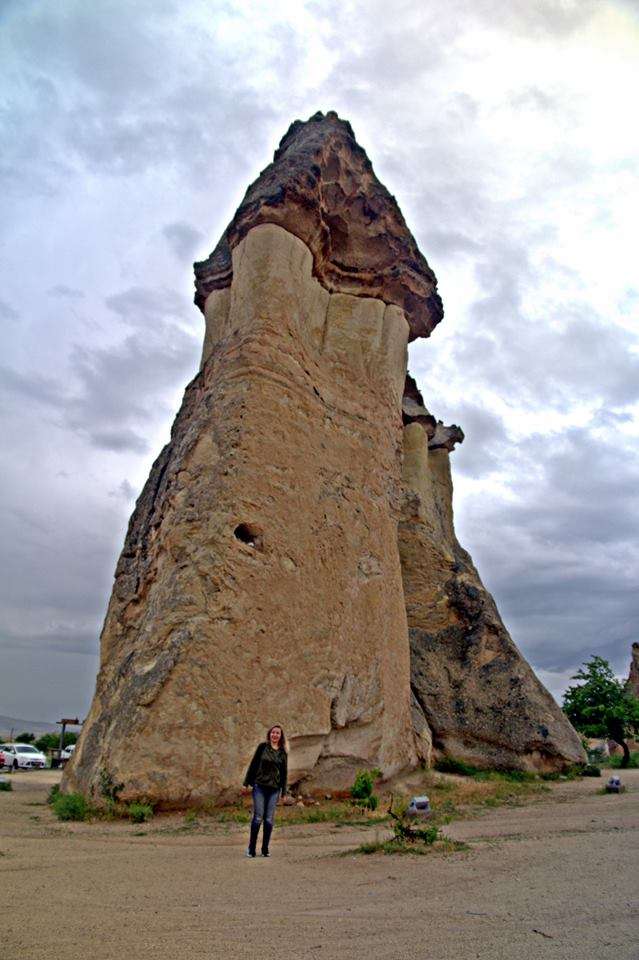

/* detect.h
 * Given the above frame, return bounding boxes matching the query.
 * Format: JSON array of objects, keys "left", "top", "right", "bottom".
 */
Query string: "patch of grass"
[
  {"left": 350, "top": 836, "right": 468, "bottom": 856},
  {"left": 52, "top": 792, "right": 92, "bottom": 821},
  {"left": 608, "top": 752, "right": 639, "bottom": 769},
  {"left": 423, "top": 772, "right": 547, "bottom": 822},
  {"left": 286, "top": 804, "right": 387, "bottom": 825},
  {"left": 183, "top": 809, "right": 198, "bottom": 825},
  {"left": 47, "top": 784, "right": 60, "bottom": 805},
  {"left": 435, "top": 757, "right": 539, "bottom": 783},
  {"left": 545, "top": 764, "right": 583, "bottom": 781},
  {"left": 0, "top": 779, "right": 13, "bottom": 792},
  {"left": 434, "top": 756, "right": 480, "bottom": 777},
  {"left": 212, "top": 808, "right": 251, "bottom": 824},
  {"left": 127, "top": 802, "right": 153, "bottom": 823},
  {"left": 208, "top": 800, "right": 387, "bottom": 827}
]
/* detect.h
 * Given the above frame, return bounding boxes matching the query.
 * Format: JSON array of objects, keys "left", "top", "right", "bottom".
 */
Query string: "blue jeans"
[{"left": 251, "top": 784, "right": 279, "bottom": 827}]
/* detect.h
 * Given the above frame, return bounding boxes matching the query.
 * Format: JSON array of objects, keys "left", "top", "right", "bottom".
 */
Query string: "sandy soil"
[{"left": 1, "top": 769, "right": 638, "bottom": 960}]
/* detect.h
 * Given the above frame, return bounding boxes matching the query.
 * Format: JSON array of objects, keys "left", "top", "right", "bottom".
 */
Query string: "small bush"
[
  {"left": 127, "top": 802, "right": 153, "bottom": 823},
  {"left": 350, "top": 769, "right": 380, "bottom": 810},
  {"left": 47, "top": 783, "right": 61, "bottom": 805},
  {"left": 52, "top": 792, "right": 91, "bottom": 821},
  {"left": 0, "top": 779, "right": 12, "bottom": 792}
]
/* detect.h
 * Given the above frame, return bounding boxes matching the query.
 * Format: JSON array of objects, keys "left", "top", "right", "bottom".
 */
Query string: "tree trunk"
[{"left": 619, "top": 739, "right": 631, "bottom": 768}]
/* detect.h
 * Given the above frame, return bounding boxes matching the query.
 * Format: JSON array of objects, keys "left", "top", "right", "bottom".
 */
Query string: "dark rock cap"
[
  {"left": 403, "top": 373, "right": 464, "bottom": 450},
  {"left": 194, "top": 111, "right": 443, "bottom": 341}
]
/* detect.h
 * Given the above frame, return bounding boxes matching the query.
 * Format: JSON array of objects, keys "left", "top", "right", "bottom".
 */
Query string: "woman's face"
[{"left": 269, "top": 726, "right": 282, "bottom": 747}]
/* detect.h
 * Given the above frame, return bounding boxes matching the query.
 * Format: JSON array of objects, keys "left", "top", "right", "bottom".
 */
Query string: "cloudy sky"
[{"left": 1, "top": 0, "right": 638, "bottom": 723}]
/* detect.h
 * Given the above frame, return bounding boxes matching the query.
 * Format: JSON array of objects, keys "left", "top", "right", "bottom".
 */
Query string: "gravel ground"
[{"left": 1, "top": 768, "right": 638, "bottom": 960}]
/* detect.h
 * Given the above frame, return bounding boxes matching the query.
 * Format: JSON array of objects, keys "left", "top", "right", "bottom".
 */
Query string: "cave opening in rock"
[{"left": 234, "top": 523, "right": 262, "bottom": 548}]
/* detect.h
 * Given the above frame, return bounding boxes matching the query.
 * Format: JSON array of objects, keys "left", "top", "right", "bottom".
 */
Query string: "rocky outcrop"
[
  {"left": 399, "top": 381, "right": 585, "bottom": 772},
  {"left": 64, "top": 111, "right": 584, "bottom": 806},
  {"left": 194, "top": 111, "right": 442, "bottom": 342},
  {"left": 64, "top": 222, "right": 419, "bottom": 806}
]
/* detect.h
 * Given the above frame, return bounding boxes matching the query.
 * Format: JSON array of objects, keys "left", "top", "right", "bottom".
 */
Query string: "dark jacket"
[{"left": 243, "top": 742, "right": 288, "bottom": 795}]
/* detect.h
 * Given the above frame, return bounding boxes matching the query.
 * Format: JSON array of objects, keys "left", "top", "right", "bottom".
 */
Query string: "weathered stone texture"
[
  {"left": 400, "top": 418, "right": 586, "bottom": 772},
  {"left": 64, "top": 224, "right": 418, "bottom": 805},
  {"left": 194, "top": 111, "right": 442, "bottom": 341},
  {"left": 64, "top": 111, "right": 586, "bottom": 805}
]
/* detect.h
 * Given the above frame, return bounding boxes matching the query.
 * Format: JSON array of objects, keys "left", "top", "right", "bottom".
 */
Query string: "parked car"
[
  {"left": 0, "top": 743, "right": 47, "bottom": 770},
  {"left": 60, "top": 744, "right": 76, "bottom": 763},
  {"left": 0, "top": 747, "right": 12, "bottom": 771}
]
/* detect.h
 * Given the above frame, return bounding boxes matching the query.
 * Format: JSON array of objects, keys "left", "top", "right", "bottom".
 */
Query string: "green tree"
[
  {"left": 16, "top": 731, "right": 35, "bottom": 744},
  {"left": 34, "top": 732, "right": 78, "bottom": 753},
  {"left": 563, "top": 656, "right": 639, "bottom": 768}
]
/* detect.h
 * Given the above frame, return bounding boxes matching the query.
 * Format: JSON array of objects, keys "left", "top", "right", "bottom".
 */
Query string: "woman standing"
[{"left": 242, "top": 724, "right": 288, "bottom": 858}]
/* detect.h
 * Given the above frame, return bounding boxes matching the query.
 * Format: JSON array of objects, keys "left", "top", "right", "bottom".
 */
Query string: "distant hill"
[{"left": 0, "top": 715, "right": 64, "bottom": 738}]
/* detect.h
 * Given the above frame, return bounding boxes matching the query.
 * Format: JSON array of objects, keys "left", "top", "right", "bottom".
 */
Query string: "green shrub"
[
  {"left": 350, "top": 769, "right": 380, "bottom": 810},
  {"left": 52, "top": 792, "right": 91, "bottom": 821},
  {"left": 433, "top": 756, "right": 479, "bottom": 777},
  {"left": 0, "top": 779, "right": 12, "bottom": 792},
  {"left": 47, "top": 784, "right": 61, "bottom": 805},
  {"left": 127, "top": 802, "right": 153, "bottom": 823}
]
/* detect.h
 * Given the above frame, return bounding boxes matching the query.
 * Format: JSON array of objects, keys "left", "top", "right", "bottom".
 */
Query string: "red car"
[{"left": 0, "top": 748, "right": 12, "bottom": 771}]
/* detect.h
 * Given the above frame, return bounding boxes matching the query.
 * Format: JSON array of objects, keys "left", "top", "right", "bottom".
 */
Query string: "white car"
[
  {"left": 60, "top": 744, "right": 76, "bottom": 762},
  {"left": 1, "top": 743, "right": 47, "bottom": 770}
]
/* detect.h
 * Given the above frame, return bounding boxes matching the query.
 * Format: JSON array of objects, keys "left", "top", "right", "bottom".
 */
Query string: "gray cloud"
[
  {"left": 448, "top": 404, "right": 509, "bottom": 478},
  {"left": 48, "top": 284, "right": 85, "bottom": 300},
  {"left": 453, "top": 426, "right": 639, "bottom": 678},
  {"left": 162, "top": 221, "right": 205, "bottom": 261},
  {"left": 0, "top": 298, "right": 20, "bottom": 321},
  {"left": 1, "top": 0, "right": 636, "bottom": 723}
]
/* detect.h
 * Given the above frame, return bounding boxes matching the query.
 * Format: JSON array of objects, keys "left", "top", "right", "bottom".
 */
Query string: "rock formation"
[
  {"left": 400, "top": 379, "right": 585, "bottom": 772},
  {"left": 64, "top": 111, "right": 584, "bottom": 807}
]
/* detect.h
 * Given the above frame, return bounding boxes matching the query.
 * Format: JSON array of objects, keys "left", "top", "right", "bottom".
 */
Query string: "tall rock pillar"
[{"left": 64, "top": 112, "right": 444, "bottom": 805}]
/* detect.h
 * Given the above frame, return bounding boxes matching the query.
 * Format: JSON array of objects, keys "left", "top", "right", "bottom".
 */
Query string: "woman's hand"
[{"left": 240, "top": 785, "right": 251, "bottom": 797}]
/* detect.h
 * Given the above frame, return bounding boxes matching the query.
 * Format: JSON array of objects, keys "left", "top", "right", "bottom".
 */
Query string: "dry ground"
[{"left": 1, "top": 768, "right": 638, "bottom": 960}]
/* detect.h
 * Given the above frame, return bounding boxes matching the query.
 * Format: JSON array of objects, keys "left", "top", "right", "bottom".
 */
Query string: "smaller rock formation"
[{"left": 399, "top": 377, "right": 586, "bottom": 772}]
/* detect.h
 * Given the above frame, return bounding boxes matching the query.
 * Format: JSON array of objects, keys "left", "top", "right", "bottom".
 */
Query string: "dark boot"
[
  {"left": 261, "top": 821, "right": 273, "bottom": 857},
  {"left": 247, "top": 820, "right": 260, "bottom": 857}
]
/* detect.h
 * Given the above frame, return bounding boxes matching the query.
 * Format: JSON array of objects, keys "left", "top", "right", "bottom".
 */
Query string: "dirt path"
[{"left": 1, "top": 769, "right": 638, "bottom": 960}]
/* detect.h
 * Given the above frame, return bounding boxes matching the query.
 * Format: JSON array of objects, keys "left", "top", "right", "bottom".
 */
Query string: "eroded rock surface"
[
  {"left": 65, "top": 111, "right": 584, "bottom": 806},
  {"left": 64, "top": 224, "right": 418, "bottom": 806},
  {"left": 399, "top": 384, "right": 586, "bottom": 772},
  {"left": 194, "top": 111, "right": 442, "bottom": 341}
]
